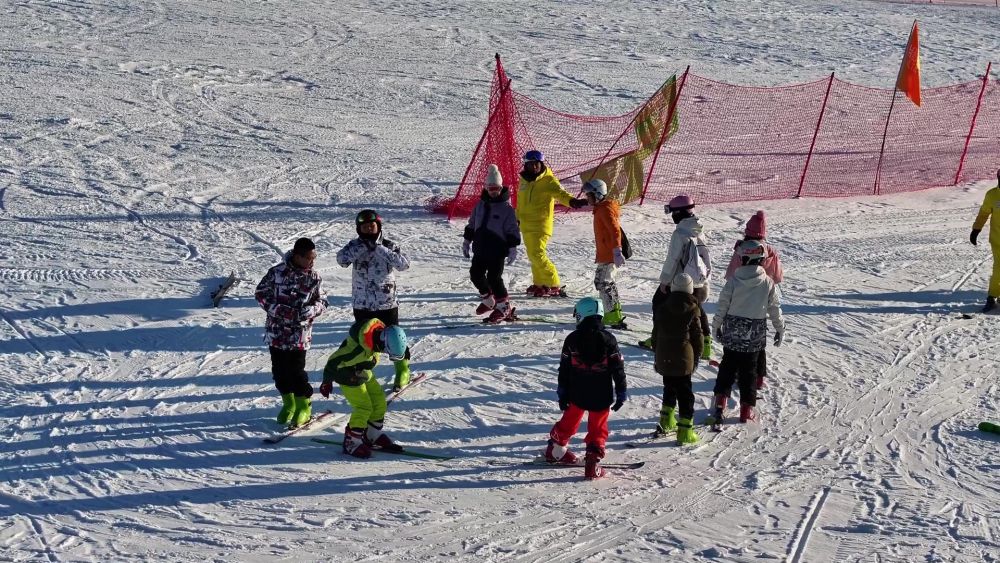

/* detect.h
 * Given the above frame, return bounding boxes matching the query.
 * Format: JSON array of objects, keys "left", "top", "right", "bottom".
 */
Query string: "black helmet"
[{"left": 356, "top": 209, "right": 382, "bottom": 238}]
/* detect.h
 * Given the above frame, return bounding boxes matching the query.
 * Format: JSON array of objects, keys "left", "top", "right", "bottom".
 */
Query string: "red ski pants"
[{"left": 549, "top": 404, "right": 609, "bottom": 449}]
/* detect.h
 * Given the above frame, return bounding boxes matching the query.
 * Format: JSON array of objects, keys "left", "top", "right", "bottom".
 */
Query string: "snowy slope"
[{"left": 1, "top": 0, "right": 998, "bottom": 561}]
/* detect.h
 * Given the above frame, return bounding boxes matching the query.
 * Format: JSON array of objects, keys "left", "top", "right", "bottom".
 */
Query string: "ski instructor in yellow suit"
[
  {"left": 970, "top": 168, "right": 1000, "bottom": 313},
  {"left": 516, "top": 150, "right": 588, "bottom": 298}
]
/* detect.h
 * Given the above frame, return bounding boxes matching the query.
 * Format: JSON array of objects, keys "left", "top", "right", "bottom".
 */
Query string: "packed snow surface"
[{"left": 1, "top": 0, "right": 998, "bottom": 561}]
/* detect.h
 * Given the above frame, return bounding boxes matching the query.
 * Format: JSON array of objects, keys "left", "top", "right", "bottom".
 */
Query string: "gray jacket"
[
  {"left": 336, "top": 235, "right": 410, "bottom": 311},
  {"left": 712, "top": 265, "right": 784, "bottom": 352},
  {"left": 464, "top": 188, "right": 520, "bottom": 259}
]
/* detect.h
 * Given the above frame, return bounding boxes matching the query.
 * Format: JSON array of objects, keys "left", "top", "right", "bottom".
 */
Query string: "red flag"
[{"left": 896, "top": 21, "right": 921, "bottom": 107}]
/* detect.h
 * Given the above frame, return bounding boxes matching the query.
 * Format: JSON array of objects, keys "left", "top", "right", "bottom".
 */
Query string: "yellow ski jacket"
[
  {"left": 515, "top": 167, "right": 574, "bottom": 235},
  {"left": 973, "top": 186, "right": 1000, "bottom": 245}
]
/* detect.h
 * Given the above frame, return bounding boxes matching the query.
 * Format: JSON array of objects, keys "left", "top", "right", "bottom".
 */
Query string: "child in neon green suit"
[{"left": 319, "top": 318, "right": 408, "bottom": 458}]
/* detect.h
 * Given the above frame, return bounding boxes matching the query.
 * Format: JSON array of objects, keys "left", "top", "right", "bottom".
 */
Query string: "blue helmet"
[
  {"left": 573, "top": 297, "right": 604, "bottom": 324},
  {"left": 380, "top": 325, "right": 408, "bottom": 361},
  {"left": 523, "top": 150, "right": 544, "bottom": 163}
]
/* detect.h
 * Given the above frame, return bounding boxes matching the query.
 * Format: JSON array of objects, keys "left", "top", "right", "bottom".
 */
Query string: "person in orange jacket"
[
  {"left": 516, "top": 150, "right": 588, "bottom": 298},
  {"left": 970, "top": 169, "right": 1000, "bottom": 312},
  {"left": 581, "top": 179, "right": 627, "bottom": 328}
]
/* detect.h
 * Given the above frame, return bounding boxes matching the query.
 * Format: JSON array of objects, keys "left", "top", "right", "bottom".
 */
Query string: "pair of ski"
[
  {"left": 440, "top": 315, "right": 567, "bottom": 330},
  {"left": 518, "top": 457, "right": 644, "bottom": 470},
  {"left": 262, "top": 372, "right": 430, "bottom": 444}
]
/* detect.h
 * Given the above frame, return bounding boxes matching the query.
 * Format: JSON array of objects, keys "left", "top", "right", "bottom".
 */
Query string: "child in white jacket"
[{"left": 709, "top": 239, "right": 784, "bottom": 425}]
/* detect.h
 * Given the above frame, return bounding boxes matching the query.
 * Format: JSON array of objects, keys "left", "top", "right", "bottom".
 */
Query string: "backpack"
[
  {"left": 680, "top": 238, "right": 709, "bottom": 285},
  {"left": 620, "top": 227, "right": 633, "bottom": 259}
]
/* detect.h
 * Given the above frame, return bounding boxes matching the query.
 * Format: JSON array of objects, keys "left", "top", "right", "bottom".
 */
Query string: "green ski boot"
[
  {"left": 656, "top": 406, "right": 677, "bottom": 434},
  {"left": 276, "top": 393, "right": 297, "bottom": 425},
  {"left": 702, "top": 334, "right": 713, "bottom": 360},
  {"left": 602, "top": 305, "right": 627, "bottom": 329},
  {"left": 638, "top": 335, "right": 654, "bottom": 350},
  {"left": 291, "top": 396, "right": 312, "bottom": 427},
  {"left": 393, "top": 359, "right": 411, "bottom": 392},
  {"left": 677, "top": 417, "right": 700, "bottom": 445}
]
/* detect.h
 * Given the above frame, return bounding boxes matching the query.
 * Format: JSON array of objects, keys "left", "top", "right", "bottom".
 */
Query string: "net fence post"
[
  {"left": 954, "top": 61, "right": 992, "bottom": 186},
  {"left": 873, "top": 88, "right": 899, "bottom": 196},
  {"left": 798, "top": 72, "right": 835, "bottom": 198},
  {"left": 640, "top": 66, "right": 690, "bottom": 206}
]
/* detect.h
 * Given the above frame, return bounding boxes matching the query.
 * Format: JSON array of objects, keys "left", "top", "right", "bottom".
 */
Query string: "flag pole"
[{"left": 873, "top": 87, "right": 898, "bottom": 196}]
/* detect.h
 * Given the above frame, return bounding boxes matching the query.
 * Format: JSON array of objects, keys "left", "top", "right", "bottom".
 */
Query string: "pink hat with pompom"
[{"left": 745, "top": 210, "right": 767, "bottom": 238}]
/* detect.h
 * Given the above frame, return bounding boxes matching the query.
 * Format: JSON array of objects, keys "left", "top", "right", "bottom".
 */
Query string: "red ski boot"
[
  {"left": 366, "top": 420, "right": 404, "bottom": 452},
  {"left": 485, "top": 299, "right": 515, "bottom": 324},
  {"left": 544, "top": 439, "right": 578, "bottom": 464},
  {"left": 584, "top": 444, "right": 606, "bottom": 480},
  {"left": 475, "top": 293, "right": 495, "bottom": 315},
  {"left": 343, "top": 426, "right": 372, "bottom": 459},
  {"left": 739, "top": 404, "right": 756, "bottom": 423}
]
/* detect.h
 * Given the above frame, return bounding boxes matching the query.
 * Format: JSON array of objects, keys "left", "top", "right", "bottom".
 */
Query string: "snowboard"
[{"left": 211, "top": 271, "right": 240, "bottom": 307}]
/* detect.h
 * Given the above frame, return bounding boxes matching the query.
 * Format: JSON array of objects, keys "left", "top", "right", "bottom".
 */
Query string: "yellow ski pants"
[
  {"left": 339, "top": 371, "right": 387, "bottom": 429},
  {"left": 991, "top": 243, "right": 1000, "bottom": 297},
  {"left": 522, "top": 231, "right": 561, "bottom": 287}
]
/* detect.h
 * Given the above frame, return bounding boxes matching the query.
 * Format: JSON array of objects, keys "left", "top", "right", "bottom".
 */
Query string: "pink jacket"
[{"left": 724, "top": 240, "right": 783, "bottom": 283}]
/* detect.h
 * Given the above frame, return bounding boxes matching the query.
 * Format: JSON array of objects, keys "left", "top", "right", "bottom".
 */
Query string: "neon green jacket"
[
  {"left": 515, "top": 167, "right": 574, "bottom": 235},
  {"left": 322, "top": 318, "right": 383, "bottom": 386},
  {"left": 973, "top": 186, "right": 1000, "bottom": 245}
]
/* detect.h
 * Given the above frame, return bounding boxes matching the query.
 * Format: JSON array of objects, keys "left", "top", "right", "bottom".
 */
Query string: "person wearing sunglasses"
[
  {"left": 516, "top": 150, "right": 589, "bottom": 298},
  {"left": 336, "top": 209, "right": 413, "bottom": 391}
]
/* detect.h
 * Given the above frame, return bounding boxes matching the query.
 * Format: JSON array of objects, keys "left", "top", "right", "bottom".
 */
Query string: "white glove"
[{"left": 612, "top": 247, "right": 625, "bottom": 267}]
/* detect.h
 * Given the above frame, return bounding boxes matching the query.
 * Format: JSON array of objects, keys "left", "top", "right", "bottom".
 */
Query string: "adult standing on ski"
[
  {"left": 319, "top": 319, "right": 408, "bottom": 459},
  {"left": 337, "top": 210, "right": 413, "bottom": 391},
  {"left": 639, "top": 195, "right": 712, "bottom": 358},
  {"left": 710, "top": 240, "right": 784, "bottom": 426},
  {"left": 255, "top": 237, "right": 329, "bottom": 427},
  {"left": 724, "top": 210, "right": 783, "bottom": 390},
  {"left": 544, "top": 297, "right": 627, "bottom": 480},
  {"left": 970, "top": 169, "right": 1000, "bottom": 312},
  {"left": 582, "top": 178, "right": 627, "bottom": 328},
  {"left": 463, "top": 164, "right": 521, "bottom": 323},
  {"left": 516, "top": 150, "right": 588, "bottom": 298},
  {"left": 651, "top": 273, "right": 703, "bottom": 445}
]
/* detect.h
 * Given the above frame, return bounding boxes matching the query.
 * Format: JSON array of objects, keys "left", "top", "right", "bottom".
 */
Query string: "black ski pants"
[
  {"left": 662, "top": 374, "right": 695, "bottom": 421},
  {"left": 269, "top": 347, "right": 313, "bottom": 397},
  {"left": 470, "top": 252, "right": 508, "bottom": 300},
  {"left": 714, "top": 348, "right": 760, "bottom": 407}
]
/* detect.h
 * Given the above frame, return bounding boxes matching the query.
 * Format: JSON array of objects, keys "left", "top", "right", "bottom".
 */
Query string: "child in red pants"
[{"left": 545, "top": 297, "right": 628, "bottom": 479}]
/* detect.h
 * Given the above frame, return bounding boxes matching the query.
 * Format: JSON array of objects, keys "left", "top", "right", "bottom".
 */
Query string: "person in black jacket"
[
  {"left": 463, "top": 164, "right": 521, "bottom": 323},
  {"left": 544, "top": 297, "right": 628, "bottom": 480}
]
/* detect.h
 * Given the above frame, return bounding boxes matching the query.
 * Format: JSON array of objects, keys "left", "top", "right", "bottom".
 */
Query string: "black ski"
[{"left": 311, "top": 438, "right": 453, "bottom": 460}]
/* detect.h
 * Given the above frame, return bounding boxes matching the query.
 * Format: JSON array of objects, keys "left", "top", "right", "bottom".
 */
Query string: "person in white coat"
[
  {"left": 709, "top": 239, "right": 784, "bottom": 424},
  {"left": 640, "top": 194, "right": 713, "bottom": 358}
]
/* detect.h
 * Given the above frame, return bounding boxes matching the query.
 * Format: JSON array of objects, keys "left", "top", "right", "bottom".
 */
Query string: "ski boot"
[
  {"left": 276, "top": 393, "right": 296, "bottom": 425},
  {"left": 525, "top": 284, "right": 540, "bottom": 296},
  {"left": 739, "top": 404, "right": 756, "bottom": 423},
  {"left": 529, "top": 285, "right": 548, "bottom": 298},
  {"left": 677, "top": 417, "right": 700, "bottom": 445},
  {"left": 549, "top": 286, "right": 568, "bottom": 298},
  {"left": 656, "top": 406, "right": 677, "bottom": 435},
  {"left": 704, "top": 394, "right": 727, "bottom": 426},
  {"left": 343, "top": 426, "right": 372, "bottom": 459},
  {"left": 983, "top": 296, "right": 997, "bottom": 313},
  {"left": 485, "top": 298, "right": 514, "bottom": 324},
  {"left": 602, "top": 304, "right": 627, "bottom": 330},
  {"left": 637, "top": 336, "right": 654, "bottom": 350},
  {"left": 584, "top": 444, "right": 606, "bottom": 480},
  {"left": 476, "top": 293, "right": 496, "bottom": 315},
  {"left": 392, "top": 359, "right": 411, "bottom": 392},
  {"left": 544, "top": 438, "right": 578, "bottom": 464},
  {"left": 702, "top": 334, "right": 713, "bottom": 360},
  {"left": 291, "top": 396, "right": 312, "bottom": 427},
  {"left": 365, "top": 419, "right": 403, "bottom": 452}
]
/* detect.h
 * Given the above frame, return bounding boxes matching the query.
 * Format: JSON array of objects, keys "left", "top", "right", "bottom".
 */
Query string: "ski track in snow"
[{"left": 1, "top": 0, "right": 999, "bottom": 560}]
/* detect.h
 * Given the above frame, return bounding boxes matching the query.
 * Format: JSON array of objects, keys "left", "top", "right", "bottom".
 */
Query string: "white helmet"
[
  {"left": 738, "top": 239, "right": 767, "bottom": 265},
  {"left": 581, "top": 179, "right": 608, "bottom": 201}
]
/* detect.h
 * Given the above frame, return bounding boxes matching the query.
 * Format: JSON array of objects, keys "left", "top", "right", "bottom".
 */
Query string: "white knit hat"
[
  {"left": 672, "top": 273, "right": 694, "bottom": 294},
  {"left": 486, "top": 164, "right": 503, "bottom": 187}
]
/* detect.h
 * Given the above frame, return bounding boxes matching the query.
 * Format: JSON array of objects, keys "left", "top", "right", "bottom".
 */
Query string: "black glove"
[
  {"left": 382, "top": 238, "right": 399, "bottom": 252},
  {"left": 319, "top": 381, "right": 333, "bottom": 398},
  {"left": 971, "top": 229, "right": 981, "bottom": 246},
  {"left": 557, "top": 386, "right": 568, "bottom": 411},
  {"left": 715, "top": 327, "right": 723, "bottom": 341},
  {"left": 611, "top": 389, "right": 627, "bottom": 412},
  {"left": 568, "top": 198, "right": 588, "bottom": 209}
]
